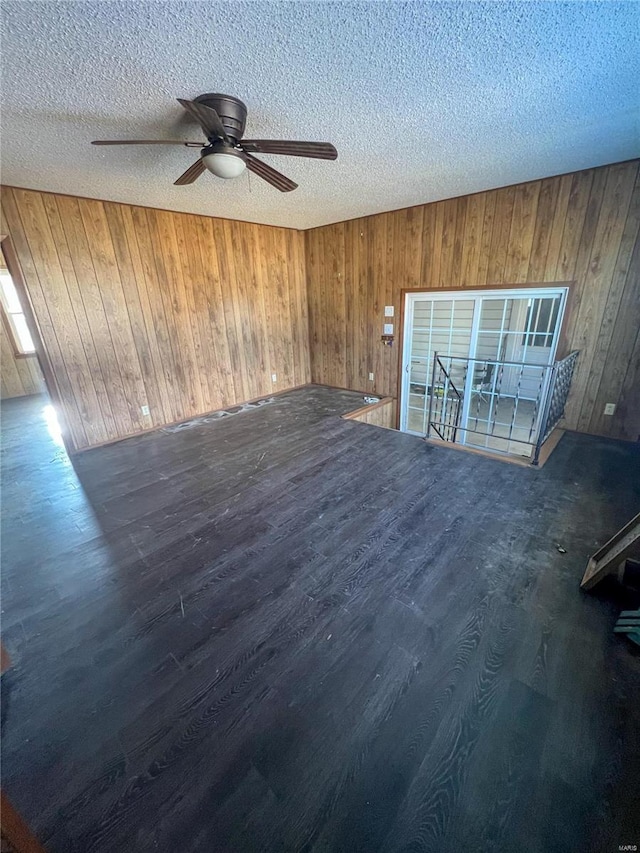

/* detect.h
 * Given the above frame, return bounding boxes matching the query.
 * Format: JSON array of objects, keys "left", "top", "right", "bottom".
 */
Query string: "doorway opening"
[
  {"left": 0, "top": 239, "right": 67, "bottom": 451},
  {"left": 400, "top": 286, "right": 574, "bottom": 462}
]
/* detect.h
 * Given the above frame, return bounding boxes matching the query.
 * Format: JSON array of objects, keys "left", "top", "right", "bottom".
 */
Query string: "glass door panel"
[
  {"left": 403, "top": 297, "right": 474, "bottom": 434},
  {"left": 463, "top": 292, "right": 565, "bottom": 456}
]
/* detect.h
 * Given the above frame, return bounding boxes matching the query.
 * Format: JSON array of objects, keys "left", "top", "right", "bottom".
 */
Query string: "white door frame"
[{"left": 400, "top": 286, "right": 569, "bottom": 439}]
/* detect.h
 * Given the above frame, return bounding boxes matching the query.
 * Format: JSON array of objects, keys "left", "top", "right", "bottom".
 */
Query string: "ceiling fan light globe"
[{"left": 202, "top": 151, "right": 246, "bottom": 179}]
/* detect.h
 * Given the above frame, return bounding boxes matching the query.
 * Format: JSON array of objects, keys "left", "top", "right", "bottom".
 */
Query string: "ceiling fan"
[{"left": 91, "top": 94, "right": 338, "bottom": 192}]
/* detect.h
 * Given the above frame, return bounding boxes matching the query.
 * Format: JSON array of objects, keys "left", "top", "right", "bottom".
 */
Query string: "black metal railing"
[
  {"left": 426, "top": 355, "right": 463, "bottom": 443},
  {"left": 532, "top": 350, "right": 579, "bottom": 464},
  {"left": 425, "top": 350, "right": 579, "bottom": 463}
]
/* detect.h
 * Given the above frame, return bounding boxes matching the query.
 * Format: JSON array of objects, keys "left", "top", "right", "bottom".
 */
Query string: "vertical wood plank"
[
  {"left": 526, "top": 178, "right": 560, "bottom": 282},
  {"left": 543, "top": 173, "right": 573, "bottom": 280},
  {"left": 129, "top": 206, "right": 184, "bottom": 423},
  {"left": 461, "top": 193, "right": 486, "bottom": 286},
  {"left": 256, "top": 225, "right": 280, "bottom": 390},
  {"left": 438, "top": 199, "right": 458, "bottom": 287},
  {"left": 151, "top": 208, "right": 204, "bottom": 415},
  {"left": 304, "top": 228, "right": 323, "bottom": 385},
  {"left": 289, "top": 229, "right": 311, "bottom": 387},
  {"left": 476, "top": 190, "right": 497, "bottom": 286},
  {"left": 195, "top": 214, "right": 236, "bottom": 407},
  {"left": 420, "top": 203, "right": 437, "bottom": 287},
  {"left": 504, "top": 181, "right": 541, "bottom": 283},
  {"left": 486, "top": 185, "right": 516, "bottom": 284},
  {"left": 323, "top": 224, "right": 346, "bottom": 389},
  {"left": 172, "top": 212, "right": 212, "bottom": 408},
  {"left": 344, "top": 219, "right": 356, "bottom": 389},
  {"left": 120, "top": 204, "right": 181, "bottom": 425},
  {"left": 104, "top": 202, "right": 167, "bottom": 425},
  {"left": 356, "top": 219, "right": 369, "bottom": 389},
  {"left": 450, "top": 196, "right": 468, "bottom": 286},
  {"left": 221, "top": 219, "right": 252, "bottom": 401}
]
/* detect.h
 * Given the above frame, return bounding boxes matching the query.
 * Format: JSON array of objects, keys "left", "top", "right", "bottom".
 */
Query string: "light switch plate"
[
  {"left": 368, "top": 372, "right": 374, "bottom": 381},
  {"left": 272, "top": 374, "right": 277, "bottom": 382},
  {"left": 604, "top": 403, "right": 616, "bottom": 416},
  {"left": 384, "top": 305, "right": 394, "bottom": 317},
  {"left": 141, "top": 405, "right": 150, "bottom": 416},
  {"left": 383, "top": 323, "right": 394, "bottom": 335}
]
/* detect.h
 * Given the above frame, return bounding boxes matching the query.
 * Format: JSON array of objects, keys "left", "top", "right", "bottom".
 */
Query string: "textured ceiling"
[{"left": 1, "top": 1, "right": 638, "bottom": 229}]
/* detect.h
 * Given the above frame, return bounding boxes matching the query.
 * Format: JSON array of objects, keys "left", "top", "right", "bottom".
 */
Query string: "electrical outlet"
[
  {"left": 603, "top": 403, "right": 616, "bottom": 416},
  {"left": 271, "top": 373, "right": 277, "bottom": 383},
  {"left": 368, "top": 373, "right": 374, "bottom": 381},
  {"left": 141, "top": 405, "right": 150, "bottom": 417}
]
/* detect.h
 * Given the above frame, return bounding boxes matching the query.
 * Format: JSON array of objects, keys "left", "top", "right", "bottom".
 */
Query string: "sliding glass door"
[
  {"left": 400, "top": 287, "right": 568, "bottom": 455},
  {"left": 403, "top": 297, "right": 474, "bottom": 434}
]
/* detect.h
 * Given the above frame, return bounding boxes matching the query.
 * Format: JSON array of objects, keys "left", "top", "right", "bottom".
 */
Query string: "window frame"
[
  {"left": 521, "top": 297, "right": 561, "bottom": 349},
  {"left": 0, "top": 268, "right": 36, "bottom": 357}
]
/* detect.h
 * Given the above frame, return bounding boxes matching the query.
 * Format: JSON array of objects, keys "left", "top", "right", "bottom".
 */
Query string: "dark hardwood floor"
[{"left": 1, "top": 387, "right": 639, "bottom": 853}]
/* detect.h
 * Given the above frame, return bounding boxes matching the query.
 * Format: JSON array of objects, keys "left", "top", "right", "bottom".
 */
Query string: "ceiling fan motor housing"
[
  {"left": 91, "top": 94, "right": 334, "bottom": 191},
  {"left": 194, "top": 93, "right": 247, "bottom": 142}
]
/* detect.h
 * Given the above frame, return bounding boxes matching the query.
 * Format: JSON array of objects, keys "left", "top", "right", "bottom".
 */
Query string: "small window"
[
  {"left": 522, "top": 298, "right": 560, "bottom": 348},
  {"left": 0, "top": 269, "right": 35, "bottom": 355}
]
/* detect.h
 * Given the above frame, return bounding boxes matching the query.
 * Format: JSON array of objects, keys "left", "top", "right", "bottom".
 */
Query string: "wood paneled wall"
[
  {"left": 0, "top": 323, "right": 45, "bottom": 399},
  {"left": 1, "top": 187, "right": 309, "bottom": 450},
  {"left": 305, "top": 160, "right": 640, "bottom": 441},
  {"left": 2, "top": 161, "right": 638, "bottom": 448}
]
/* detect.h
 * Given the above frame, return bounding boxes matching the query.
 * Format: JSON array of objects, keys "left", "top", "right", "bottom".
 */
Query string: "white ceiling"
[{"left": 1, "top": 1, "right": 638, "bottom": 230}]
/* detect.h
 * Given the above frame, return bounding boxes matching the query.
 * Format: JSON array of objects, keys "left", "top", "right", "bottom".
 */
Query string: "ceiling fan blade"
[
  {"left": 177, "top": 99, "right": 228, "bottom": 141},
  {"left": 241, "top": 140, "right": 337, "bottom": 160},
  {"left": 92, "top": 139, "right": 203, "bottom": 147},
  {"left": 245, "top": 154, "right": 298, "bottom": 192},
  {"left": 174, "top": 158, "right": 206, "bottom": 186}
]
